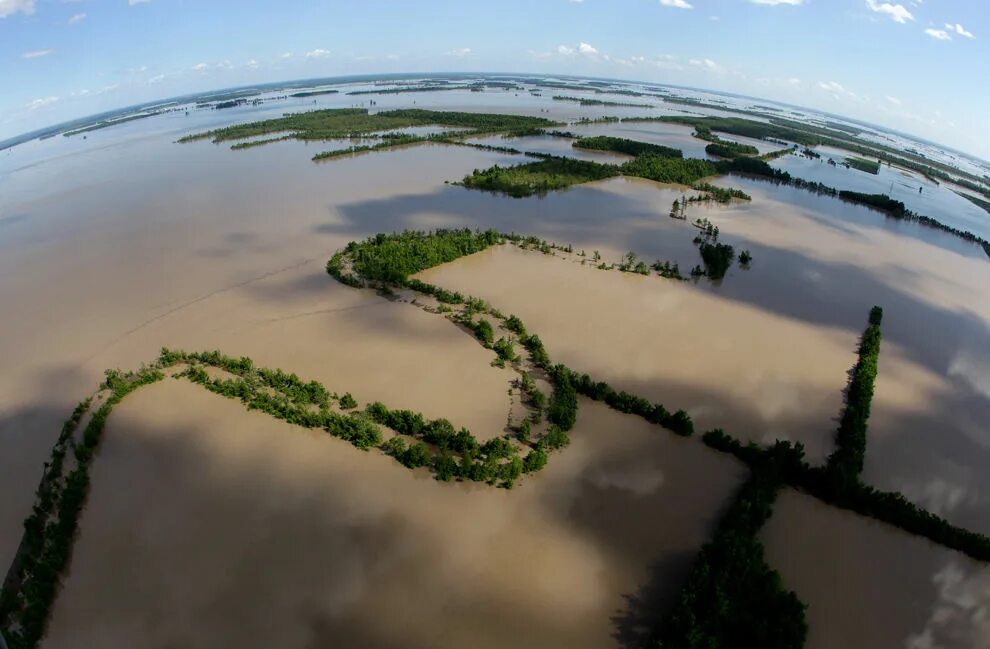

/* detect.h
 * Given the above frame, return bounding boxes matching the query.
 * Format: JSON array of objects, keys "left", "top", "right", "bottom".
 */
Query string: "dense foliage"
[
  {"left": 844, "top": 157, "right": 881, "bottom": 175},
  {"left": 825, "top": 307, "right": 883, "bottom": 482},
  {"left": 573, "top": 136, "right": 683, "bottom": 159},
  {"left": 621, "top": 155, "right": 719, "bottom": 185},
  {"left": 705, "top": 141, "right": 759, "bottom": 158},
  {"left": 653, "top": 466, "right": 807, "bottom": 649},
  {"left": 179, "top": 108, "right": 557, "bottom": 145},
  {"left": 461, "top": 156, "right": 621, "bottom": 197},
  {"left": 340, "top": 229, "right": 504, "bottom": 283}
]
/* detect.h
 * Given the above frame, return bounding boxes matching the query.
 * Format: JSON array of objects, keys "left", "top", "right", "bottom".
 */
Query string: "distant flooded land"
[{"left": 1, "top": 73, "right": 989, "bottom": 649}]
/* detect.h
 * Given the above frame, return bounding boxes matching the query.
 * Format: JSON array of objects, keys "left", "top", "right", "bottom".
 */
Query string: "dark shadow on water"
[{"left": 611, "top": 554, "right": 695, "bottom": 649}]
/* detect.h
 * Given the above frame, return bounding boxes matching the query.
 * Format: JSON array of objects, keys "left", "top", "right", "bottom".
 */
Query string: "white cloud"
[
  {"left": 925, "top": 28, "right": 952, "bottom": 40},
  {"left": 147, "top": 74, "right": 165, "bottom": 83},
  {"left": 578, "top": 42, "right": 598, "bottom": 54},
  {"left": 568, "top": 0, "right": 584, "bottom": 3},
  {"left": 21, "top": 49, "right": 54, "bottom": 59},
  {"left": 26, "top": 96, "right": 57, "bottom": 111},
  {"left": 689, "top": 57, "right": 722, "bottom": 72},
  {"left": 128, "top": 0, "right": 151, "bottom": 5},
  {"left": 192, "top": 62, "right": 208, "bottom": 70},
  {"left": 215, "top": 60, "right": 233, "bottom": 70},
  {"left": 750, "top": 0, "right": 803, "bottom": 5},
  {"left": 279, "top": 52, "right": 293, "bottom": 59},
  {"left": 787, "top": 77, "right": 802, "bottom": 85},
  {"left": 246, "top": 59, "right": 259, "bottom": 69},
  {"left": 945, "top": 23, "right": 974, "bottom": 39},
  {"left": 865, "top": 0, "right": 914, "bottom": 24},
  {"left": 659, "top": 0, "right": 692, "bottom": 8},
  {"left": 68, "top": 12, "right": 86, "bottom": 24},
  {"left": 305, "top": 48, "right": 331, "bottom": 59},
  {"left": 885, "top": 95, "right": 902, "bottom": 104},
  {"left": 0, "top": 0, "right": 34, "bottom": 18},
  {"left": 446, "top": 47, "right": 472, "bottom": 57},
  {"left": 556, "top": 45, "right": 575, "bottom": 55}
]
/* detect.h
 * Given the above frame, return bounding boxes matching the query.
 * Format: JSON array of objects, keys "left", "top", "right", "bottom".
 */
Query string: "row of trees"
[
  {"left": 0, "top": 366, "right": 165, "bottom": 649},
  {"left": 825, "top": 307, "right": 883, "bottom": 483}
]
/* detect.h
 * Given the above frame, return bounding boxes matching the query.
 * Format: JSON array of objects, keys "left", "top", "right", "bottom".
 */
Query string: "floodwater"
[
  {"left": 421, "top": 244, "right": 857, "bottom": 464},
  {"left": 41, "top": 380, "right": 743, "bottom": 649},
  {"left": 763, "top": 489, "right": 990, "bottom": 649},
  {"left": 464, "top": 133, "right": 634, "bottom": 164},
  {"left": 567, "top": 121, "right": 781, "bottom": 159},
  {"left": 771, "top": 145, "right": 990, "bottom": 240},
  {"left": 2, "top": 91, "right": 990, "bottom": 644}
]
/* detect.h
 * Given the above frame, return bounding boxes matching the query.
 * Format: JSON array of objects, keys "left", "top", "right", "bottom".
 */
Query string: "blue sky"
[{"left": 1, "top": 0, "right": 987, "bottom": 159}]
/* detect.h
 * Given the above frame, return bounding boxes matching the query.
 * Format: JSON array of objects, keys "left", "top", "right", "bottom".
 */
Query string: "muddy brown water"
[
  {"left": 40, "top": 379, "right": 743, "bottom": 649},
  {"left": 1, "top": 101, "right": 989, "bottom": 644}
]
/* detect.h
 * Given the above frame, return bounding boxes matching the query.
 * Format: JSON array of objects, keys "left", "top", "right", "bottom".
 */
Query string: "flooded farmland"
[
  {"left": 1, "top": 82, "right": 989, "bottom": 646},
  {"left": 40, "top": 380, "right": 743, "bottom": 649}
]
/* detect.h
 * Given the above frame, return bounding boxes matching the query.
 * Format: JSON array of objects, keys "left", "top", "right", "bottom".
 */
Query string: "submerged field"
[{"left": 2, "top": 80, "right": 990, "bottom": 648}]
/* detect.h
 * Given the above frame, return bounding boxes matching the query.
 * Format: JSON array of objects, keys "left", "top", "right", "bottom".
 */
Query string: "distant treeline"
[
  {"left": 178, "top": 107, "right": 557, "bottom": 145},
  {"left": 289, "top": 89, "right": 340, "bottom": 98},
  {"left": 551, "top": 95, "right": 653, "bottom": 108}
]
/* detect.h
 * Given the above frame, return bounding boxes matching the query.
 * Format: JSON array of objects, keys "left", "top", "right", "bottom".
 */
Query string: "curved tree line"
[{"left": 5, "top": 229, "right": 990, "bottom": 649}]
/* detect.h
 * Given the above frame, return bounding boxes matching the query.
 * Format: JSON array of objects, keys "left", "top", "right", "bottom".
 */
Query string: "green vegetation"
[
  {"left": 698, "top": 242, "right": 735, "bottom": 280},
  {"left": 329, "top": 228, "right": 503, "bottom": 284},
  {"left": 289, "top": 89, "right": 340, "bottom": 98},
  {"left": 8, "top": 227, "right": 990, "bottom": 649},
  {"left": 653, "top": 465, "right": 807, "bottom": 649},
  {"left": 825, "top": 307, "right": 882, "bottom": 483},
  {"left": 552, "top": 95, "right": 652, "bottom": 108},
  {"left": 178, "top": 108, "right": 557, "bottom": 145},
  {"left": 461, "top": 156, "right": 621, "bottom": 197},
  {"left": 573, "top": 135, "right": 682, "bottom": 158},
  {"left": 691, "top": 183, "right": 751, "bottom": 203},
  {"left": 0, "top": 366, "right": 164, "bottom": 649},
  {"left": 705, "top": 141, "right": 760, "bottom": 159},
  {"left": 845, "top": 157, "right": 881, "bottom": 175},
  {"left": 646, "top": 115, "right": 990, "bottom": 199},
  {"left": 621, "top": 155, "right": 719, "bottom": 184},
  {"left": 312, "top": 134, "right": 424, "bottom": 161}
]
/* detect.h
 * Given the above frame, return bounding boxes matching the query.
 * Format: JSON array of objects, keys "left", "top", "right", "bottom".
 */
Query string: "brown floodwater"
[
  {"left": 2, "top": 96, "right": 989, "bottom": 644},
  {"left": 420, "top": 244, "right": 858, "bottom": 464},
  {"left": 40, "top": 379, "right": 743, "bottom": 649},
  {"left": 763, "top": 489, "right": 990, "bottom": 649}
]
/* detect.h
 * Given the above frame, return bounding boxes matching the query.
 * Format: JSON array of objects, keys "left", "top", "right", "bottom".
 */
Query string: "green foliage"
[
  {"left": 574, "top": 136, "right": 683, "bottom": 158},
  {"left": 653, "top": 470, "right": 807, "bottom": 649},
  {"left": 621, "top": 155, "right": 720, "bottom": 185},
  {"left": 504, "top": 314, "right": 527, "bottom": 336},
  {"left": 825, "top": 308, "right": 883, "bottom": 483},
  {"left": 845, "top": 157, "right": 881, "bottom": 174},
  {"left": 341, "top": 228, "right": 503, "bottom": 283},
  {"left": 547, "top": 366, "right": 578, "bottom": 432},
  {"left": 179, "top": 108, "right": 556, "bottom": 145},
  {"left": 691, "top": 183, "right": 751, "bottom": 203},
  {"left": 492, "top": 337, "right": 517, "bottom": 362},
  {"left": 739, "top": 250, "right": 753, "bottom": 265},
  {"left": 705, "top": 141, "right": 759, "bottom": 158},
  {"left": 698, "top": 242, "right": 736, "bottom": 280},
  {"left": 552, "top": 95, "right": 652, "bottom": 108},
  {"left": 339, "top": 393, "right": 358, "bottom": 410},
  {"left": 838, "top": 191, "right": 906, "bottom": 217},
  {"left": 461, "top": 156, "right": 621, "bottom": 197}
]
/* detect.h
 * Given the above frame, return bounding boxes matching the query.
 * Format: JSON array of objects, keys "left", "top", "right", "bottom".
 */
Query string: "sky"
[{"left": 1, "top": 0, "right": 987, "bottom": 159}]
